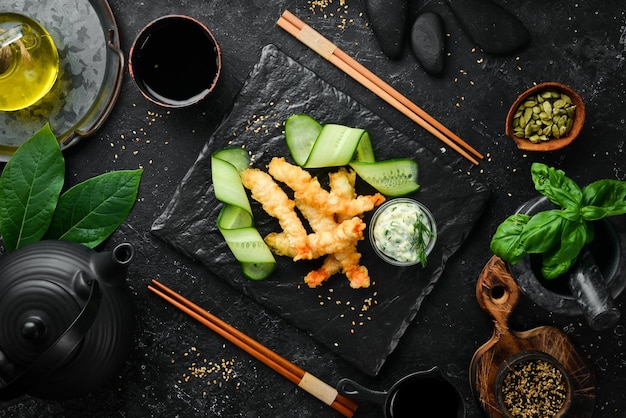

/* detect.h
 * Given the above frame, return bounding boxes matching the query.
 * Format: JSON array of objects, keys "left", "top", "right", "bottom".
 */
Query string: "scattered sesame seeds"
[
  {"left": 176, "top": 348, "right": 239, "bottom": 388},
  {"left": 113, "top": 109, "right": 170, "bottom": 165}
]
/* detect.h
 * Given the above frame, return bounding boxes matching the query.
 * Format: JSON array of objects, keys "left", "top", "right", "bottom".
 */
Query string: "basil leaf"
[
  {"left": 45, "top": 169, "right": 143, "bottom": 248},
  {"left": 540, "top": 219, "right": 587, "bottom": 279},
  {"left": 0, "top": 124, "right": 64, "bottom": 252},
  {"left": 490, "top": 213, "right": 530, "bottom": 264},
  {"left": 581, "top": 179, "right": 626, "bottom": 218},
  {"left": 531, "top": 163, "right": 582, "bottom": 209},
  {"left": 541, "top": 253, "right": 577, "bottom": 280},
  {"left": 555, "top": 219, "right": 588, "bottom": 263},
  {"left": 520, "top": 209, "right": 564, "bottom": 254},
  {"left": 580, "top": 206, "right": 608, "bottom": 221}
]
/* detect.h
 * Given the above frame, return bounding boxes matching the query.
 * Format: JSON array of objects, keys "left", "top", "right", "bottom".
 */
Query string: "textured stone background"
[{"left": 1, "top": 0, "right": 625, "bottom": 417}]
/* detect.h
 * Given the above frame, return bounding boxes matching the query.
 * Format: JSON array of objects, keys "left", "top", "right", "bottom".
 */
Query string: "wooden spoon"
[{"left": 470, "top": 256, "right": 596, "bottom": 418}]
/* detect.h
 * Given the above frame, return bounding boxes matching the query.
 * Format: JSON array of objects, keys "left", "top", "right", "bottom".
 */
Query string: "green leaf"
[
  {"left": 554, "top": 219, "right": 587, "bottom": 264},
  {"left": 531, "top": 163, "right": 582, "bottom": 209},
  {"left": 581, "top": 179, "right": 626, "bottom": 218},
  {"left": 520, "top": 209, "right": 564, "bottom": 254},
  {"left": 490, "top": 213, "right": 530, "bottom": 264},
  {"left": 540, "top": 219, "right": 587, "bottom": 280},
  {"left": 45, "top": 169, "right": 143, "bottom": 248},
  {"left": 0, "top": 124, "right": 64, "bottom": 252},
  {"left": 541, "top": 253, "right": 577, "bottom": 280}
]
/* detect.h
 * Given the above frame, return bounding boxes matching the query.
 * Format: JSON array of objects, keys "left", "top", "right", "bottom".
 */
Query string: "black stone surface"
[
  {"left": 150, "top": 44, "right": 489, "bottom": 377},
  {"left": 1, "top": 0, "right": 626, "bottom": 417},
  {"left": 410, "top": 11, "right": 446, "bottom": 75},
  {"left": 365, "top": 0, "right": 410, "bottom": 59},
  {"left": 446, "top": 0, "right": 530, "bottom": 55}
]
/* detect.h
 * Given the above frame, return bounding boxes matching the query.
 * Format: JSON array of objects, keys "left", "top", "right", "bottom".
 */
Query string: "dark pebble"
[
  {"left": 410, "top": 11, "right": 446, "bottom": 75},
  {"left": 446, "top": 0, "right": 530, "bottom": 55},
  {"left": 365, "top": 0, "right": 410, "bottom": 60}
]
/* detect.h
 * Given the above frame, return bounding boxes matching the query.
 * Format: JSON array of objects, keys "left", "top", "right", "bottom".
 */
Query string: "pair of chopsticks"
[
  {"left": 276, "top": 10, "right": 484, "bottom": 165},
  {"left": 148, "top": 280, "right": 358, "bottom": 417}
]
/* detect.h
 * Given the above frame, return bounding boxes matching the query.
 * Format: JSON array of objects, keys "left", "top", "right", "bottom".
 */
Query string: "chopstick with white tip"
[
  {"left": 276, "top": 9, "right": 483, "bottom": 165},
  {"left": 148, "top": 279, "right": 358, "bottom": 417}
]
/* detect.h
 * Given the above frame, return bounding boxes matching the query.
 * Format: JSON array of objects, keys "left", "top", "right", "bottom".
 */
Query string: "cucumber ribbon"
[
  {"left": 285, "top": 114, "right": 419, "bottom": 196},
  {"left": 211, "top": 148, "right": 276, "bottom": 280}
]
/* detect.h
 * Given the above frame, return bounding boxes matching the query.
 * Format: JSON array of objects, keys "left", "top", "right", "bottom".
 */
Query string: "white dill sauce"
[{"left": 370, "top": 198, "right": 437, "bottom": 266}]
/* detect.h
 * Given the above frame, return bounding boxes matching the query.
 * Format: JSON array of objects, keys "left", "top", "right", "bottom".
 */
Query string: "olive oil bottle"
[{"left": 0, "top": 13, "right": 59, "bottom": 111}]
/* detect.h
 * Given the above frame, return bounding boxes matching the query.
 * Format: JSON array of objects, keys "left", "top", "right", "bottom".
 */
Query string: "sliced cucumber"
[
  {"left": 212, "top": 148, "right": 276, "bottom": 280},
  {"left": 305, "top": 124, "right": 369, "bottom": 167},
  {"left": 212, "top": 150, "right": 252, "bottom": 215},
  {"left": 284, "top": 114, "right": 419, "bottom": 196},
  {"left": 242, "top": 262, "right": 277, "bottom": 281},
  {"left": 349, "top": 159, "right": 420, "bottom": 196},
  {"left": 285, "top": 114, "right": 322, "bottom": 166},
  {"left": 353, "top": 132, "right": 376, "bottom": 163},
  {"left": 285, "top": 114, "right": 373, "bottom": 168}
]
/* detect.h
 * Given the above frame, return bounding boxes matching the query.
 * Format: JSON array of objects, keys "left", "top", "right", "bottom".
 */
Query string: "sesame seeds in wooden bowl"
[{"left": 506, "top": 82, "right": 585, "bottom": 152}]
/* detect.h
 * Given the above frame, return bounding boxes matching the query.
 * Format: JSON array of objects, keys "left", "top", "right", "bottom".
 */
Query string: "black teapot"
[{"left": 0, "top": 240, "right": 136, "bottom": 400}]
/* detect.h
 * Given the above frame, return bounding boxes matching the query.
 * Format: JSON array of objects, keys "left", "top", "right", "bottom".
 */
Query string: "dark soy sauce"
[
  {"left": 389, "top": 377, "right": 461, "bottom": 418},
  {"left": 133, "top": 18, "right": 218, "bottom": 106}
]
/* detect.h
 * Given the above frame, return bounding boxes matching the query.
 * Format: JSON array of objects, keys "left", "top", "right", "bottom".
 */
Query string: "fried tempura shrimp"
[
  {"left": 263, "top": 217, "right": 365, "bottom": 259},
  {"left": 306, "top": 217, "right": 365, "bottom": 255},
  {"left": 268, "top": 157, "right": 385, "bottom": 218},
  {"left": 329, "top": 167, "right": 357, "bottom": 205},
  {"left": 243, "top": 159, "right": 377, "bottom": 289},
  {"left": 241, "top": 168, "right": 312, "bottom": 261},
  {"left": 328, "top": 167, "right": 371, "bottom": 289},
  {"left": 304, "top": 255, "right": 342, "bottom": 288}
]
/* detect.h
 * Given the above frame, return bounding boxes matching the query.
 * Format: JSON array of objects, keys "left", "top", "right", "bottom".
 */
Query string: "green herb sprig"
[
  {"left": 412, "top": 217, "right": 434, "bottom": 267},
  {"left": 490, "top": 163, "right": 626, "bottom": 279},
  {"left": 0, "top": 124, "right": 142, "bottom": 252}
]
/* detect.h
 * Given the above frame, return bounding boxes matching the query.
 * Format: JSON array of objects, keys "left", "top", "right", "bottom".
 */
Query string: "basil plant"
[{"left": 491, "top": 163, "right": 626, "bottom": 280}]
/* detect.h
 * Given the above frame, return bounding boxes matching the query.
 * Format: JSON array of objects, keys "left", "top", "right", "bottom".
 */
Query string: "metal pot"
[
  {"left": 0, "top": 240, "right": 136, "bottom": 400},
  {"left": 337, "top": 366, "right": 465, "bottom": 418}
]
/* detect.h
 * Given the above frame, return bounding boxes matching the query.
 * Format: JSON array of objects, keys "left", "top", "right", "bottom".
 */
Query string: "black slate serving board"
[{"left": 151, "top": 44, "right": 490, "bottom": 376}]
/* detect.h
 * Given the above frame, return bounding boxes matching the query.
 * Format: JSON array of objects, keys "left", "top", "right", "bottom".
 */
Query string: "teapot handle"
[{"left": 0, "top": 275, "right": 102, "bottom": 400}]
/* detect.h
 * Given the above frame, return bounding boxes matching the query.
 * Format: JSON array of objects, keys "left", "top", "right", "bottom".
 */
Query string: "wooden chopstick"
[
  {"left": 276, "top": 10, "right": 484, "bottom": 165},
  {"left": 148, "top": 279, "right": 358, "bottom": 417}
]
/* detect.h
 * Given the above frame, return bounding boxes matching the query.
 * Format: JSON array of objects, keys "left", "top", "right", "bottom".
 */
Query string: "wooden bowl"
[{"left": 505, "top": 82, "right": 585, "bottom": 151}]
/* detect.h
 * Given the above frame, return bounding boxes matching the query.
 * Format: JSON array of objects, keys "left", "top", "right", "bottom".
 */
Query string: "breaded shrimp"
[
  {"left": 295, "top": 197, "right": 345, "bottom": 286},
  {"left": 304, "top": 255, "right": 342, "bottom": 288},
  {"left": 263, "top": 217, "right": 365, "bottom": 259},
  {"left": 328, "top": 167, "right": 371, "bottom": 289},
  {"left": 240, "top": 168, "right": 312, "bottom": 261},
  {"left": 268, "top": 157, "right": 385, "bottom": 218},
  {"left": 295, "top": 198, "right": 336, "bottom": 232},
  {"left": 329, "top": 167, "right": 357, "bottom": 206},
  {"left": 334, "top": 246, "right": 370, "bottom": 289},
  {"left": 305, "top": 217, "right": 365, "bottom": 256}
]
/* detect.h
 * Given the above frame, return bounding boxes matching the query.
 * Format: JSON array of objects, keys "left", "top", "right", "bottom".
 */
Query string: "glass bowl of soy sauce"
[{"left": 129, "top": 15, "right": 221, "bottom": 108}]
